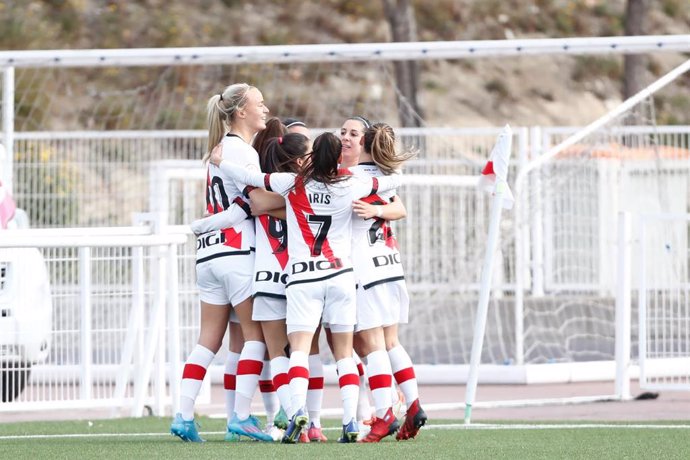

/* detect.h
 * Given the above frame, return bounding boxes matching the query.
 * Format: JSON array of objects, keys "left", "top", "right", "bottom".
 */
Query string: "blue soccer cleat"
[
  {"left": 224, "top": 422, "right": 241, "bottom": 442},
  {"left": 228, "top": 414, "right": 274, "bottom": 442},
  {"left": 338, "top": 418, "right": 359, "bottom": 443},
  {"left": 170, "top": 413, "right": 205, "bottom": 442},
  {"left": 281, "top": 408, "right": 308, "bottom": 444}
]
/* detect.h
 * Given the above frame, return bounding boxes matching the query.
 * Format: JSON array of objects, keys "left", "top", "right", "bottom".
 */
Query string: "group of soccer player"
[{"left": 170, "top": 83, "right": 427, "bottom": 444}]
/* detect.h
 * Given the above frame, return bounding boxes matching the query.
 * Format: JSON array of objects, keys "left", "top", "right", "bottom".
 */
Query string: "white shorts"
[
  {"left": 354, "top": 279, "right": 410, "bottom": 332},
  {"left": 252, "top": 295, "right": 287, "bottom": 321},
  {"left": 196, "top": 252, "right": 254, "bottom": 308},
  {"left": 286, "top": 270, "right": 356, "bottom": 334}
]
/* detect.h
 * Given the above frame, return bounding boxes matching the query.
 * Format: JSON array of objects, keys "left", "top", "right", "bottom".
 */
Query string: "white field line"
[{"left": 2, "top": 423, "right": 690, "bottom": 440}]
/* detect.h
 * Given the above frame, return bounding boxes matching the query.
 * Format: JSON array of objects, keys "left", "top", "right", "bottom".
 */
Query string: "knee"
[
  {"left": 198, "top": 335, "right": 223, "bottom": 353},
  {"left": 242, "top": 323, "right": 265, "bottom": 342},
  {"left": 385, "top": 337, "right": 400, "bottom": 352},
  {"left": 354, "top": 334, "right": 378, "bottom": 357}
]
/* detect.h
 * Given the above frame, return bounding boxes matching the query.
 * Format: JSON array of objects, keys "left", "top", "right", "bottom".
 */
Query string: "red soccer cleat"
[
  {"left": 358, "top": 408, "right": 400, "bottom": 443},
  {"left": 396, "top": 399, "right": 427, "bottom": 440},
  {"left": 298, "top": 431, "right": 310, "bottom": 443},
  {"left": 307, "top": 423, "right": 328, "bottom": 442}
]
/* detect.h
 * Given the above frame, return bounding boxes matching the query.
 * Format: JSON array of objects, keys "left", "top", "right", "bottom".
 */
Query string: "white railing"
[
  {"left": 0, "top": 225, "right": 188, "bottom": 415},
  {"left": 637, "top": 212, "right": 690, "bottom": 391}
]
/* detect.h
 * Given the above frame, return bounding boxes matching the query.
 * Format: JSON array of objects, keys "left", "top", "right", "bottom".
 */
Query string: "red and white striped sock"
[
  {"left": 365, "top": 350, "right": 394, "bottom": 418},
  {"left": 270, "top": 356, "right": 291, "bottom": 415},
  {"left": 388, "top": 345, "right": 419, "bottom": 408},
  {"left": 234, "top": 340, "right": 265, "bottom": 420},
  {"left": 354, "top": 354, "right": 372, "bottom": 421},
  {"left": 180, "top": 345, "right": 215, "bottom": 421},
  {"left": 337, "top": 357, "right": 360, "bottom": 424},
  {"left": 224, "top": 351, "right": 240, "bottom": 423},
  {"left": 259, "top": 360, "right": 278, "bottom": 425},
  {"left": 307, "top": 353, "right": 324, "bottom": 428},
  {"left": 287, "top": 350, "right": 309, "bottom": 419}
]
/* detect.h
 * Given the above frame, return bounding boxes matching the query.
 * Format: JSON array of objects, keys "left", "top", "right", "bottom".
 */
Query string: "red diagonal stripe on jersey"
[
  {"left": 258, "top": 215, "right": 289, "bottom": 270},
  {"left": 360, "top": 193, "right": 399, "bottom": 250},
  {"left": 288, "top": 176, "right": 336, "bottom": 262},
  {"left": 206, "top": 169, "right": 216, "bottom": 214},
  {"left": 222, "top": 227, "right": 243, "bottom": 249},
  {"left": 384, "top": 225, "right": 399, "bottom": 250}
]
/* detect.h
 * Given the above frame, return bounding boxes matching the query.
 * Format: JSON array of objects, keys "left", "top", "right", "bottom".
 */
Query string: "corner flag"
[{"left": 478, "top": 125, "right": 514, "bottom": 209}]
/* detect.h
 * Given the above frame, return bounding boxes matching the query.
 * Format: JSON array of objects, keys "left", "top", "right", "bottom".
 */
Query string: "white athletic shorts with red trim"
[
  {"left": 286, "top": 270, "right": 357, "bottom": 334},
  {"left": 252, "top": 295, "right": 287, "bottom": 321},
  {"left": 196, "top": 252, "right": 254, "bottom": 315},
  {"left": 354, "top": 279, "right": 410, "bottom": 333}
]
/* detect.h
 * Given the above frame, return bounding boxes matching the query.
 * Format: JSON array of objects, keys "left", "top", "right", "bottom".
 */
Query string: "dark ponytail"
[
  {"left": 301, "top": 132, "right": 347, "bottom": 186},
  {"left": 262, "top": 133, "right": 310, "bottom": 174}
]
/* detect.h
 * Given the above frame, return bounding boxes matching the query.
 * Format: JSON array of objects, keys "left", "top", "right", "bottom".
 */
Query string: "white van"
[{"left": 0, "top": 202, "right": 53, "bottom": 402}]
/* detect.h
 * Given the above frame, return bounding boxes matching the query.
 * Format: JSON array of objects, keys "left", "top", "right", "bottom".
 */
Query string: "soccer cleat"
[
  {"left": 359, "top": 408, "right": 400, "bottom": 443},
  {"left": 307, "top": 423, "right": 328, "bottom": 442},
  {"left": 281, "top": 408, "right": 308, "bottom": 444},
  {"left": 274, "top": 407, "right": 289, "bottom": 430},
  {"left": 224, "top": 427, "right": 241, "bottom": 442},
  {"left": 337, "top": 418, "right": 359, "bottom": 443},
  {"left": 299, "top": 431, "right": 311, "bottom": 443},
  {"left": 264, "top": 423, "right": 285, "bottom": 442},
  {"left": 170, "top": 413, "right": 205, "bottom": 442},
  {"left": 228, "top": 414, "right": 274, "bottom": 442},
  {"left": 356, "top": 417, "right": 373, "bottom": 441},
  {"left": 396, "top": 399, "right": 428, "bottom": 440}
]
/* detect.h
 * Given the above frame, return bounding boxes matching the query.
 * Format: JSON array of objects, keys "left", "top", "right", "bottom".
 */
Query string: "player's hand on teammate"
[
  {"left": 209, "top": 143, "right": 223, "bottom": 166},
  {"left": 352, "top": 199, "right": 379, "bottom": 220}
]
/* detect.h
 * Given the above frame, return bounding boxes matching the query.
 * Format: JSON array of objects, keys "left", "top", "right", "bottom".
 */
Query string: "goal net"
[{"left": 512, "top": 58, "right": 690, "bottom": 395}]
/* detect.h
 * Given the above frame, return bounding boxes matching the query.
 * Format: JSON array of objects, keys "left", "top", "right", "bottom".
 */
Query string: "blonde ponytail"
[{"left": 203, "top": 83, "right": 252, "bottom": 163}]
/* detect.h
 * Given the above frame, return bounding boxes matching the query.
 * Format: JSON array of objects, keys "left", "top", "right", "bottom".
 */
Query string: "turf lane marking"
[
  {"left": 430, "top": 423, "right": 690, "bottom": 430},
  {"left": 2, "top": 423, "right": 690, "bottom": 440}
]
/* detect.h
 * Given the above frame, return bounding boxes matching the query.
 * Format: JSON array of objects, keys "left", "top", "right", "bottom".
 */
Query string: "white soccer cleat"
[
  {"left": 356, "top": 418, "right": 372, "bottom": 441},
  {"left": 264, "top": 423, "right": 284, "bottom": 442}
]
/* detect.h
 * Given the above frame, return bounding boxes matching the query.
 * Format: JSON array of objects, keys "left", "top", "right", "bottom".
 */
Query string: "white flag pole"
[{"left": 464, "top": 125, "right": 513, "bottom": 425}]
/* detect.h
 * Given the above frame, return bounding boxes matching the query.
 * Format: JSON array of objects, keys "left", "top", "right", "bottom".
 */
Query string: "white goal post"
[{"left": 2, "top": 37, "right": 690, "bottom": 415}]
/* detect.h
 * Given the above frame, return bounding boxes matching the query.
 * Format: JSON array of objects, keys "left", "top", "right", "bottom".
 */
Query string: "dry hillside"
[{"left": 1, "top": 0, "right": 689, "bottom": 127}]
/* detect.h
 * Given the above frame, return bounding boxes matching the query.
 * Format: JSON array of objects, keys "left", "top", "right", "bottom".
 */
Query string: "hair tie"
[
  {"left": 278, "top": 137, "right": 283, "bottom": 144},
  {"left": 351, "top": 116, "right": 370, "bottom": 129}
]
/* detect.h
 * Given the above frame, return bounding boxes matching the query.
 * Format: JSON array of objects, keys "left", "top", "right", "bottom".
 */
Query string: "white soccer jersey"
[
  {"left": 349, "top": 163, "right": 406, "bottom": 289},
  {"left": 216, "top": 162, "right": 402, "bottom": 285},
  {"left": 253, "top": 214, "right": 289, "bottom": 299},
  {"left": 197, "top": 134, "right": 257, "bottom": 263}
]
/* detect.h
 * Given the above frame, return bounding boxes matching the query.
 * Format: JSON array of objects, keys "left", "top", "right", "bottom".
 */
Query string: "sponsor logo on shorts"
[
  {"left": 196, "top": 232, "right": 226, "bottom": 249},
  {"left": 373, "top": 253, "right": 401, "bottom": 267},
  {"left": 291, "top": 258, "right": 343, "bottom": 275},
  {"left": 255, "top": 270, "right": 288, "bottom": 285}
]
